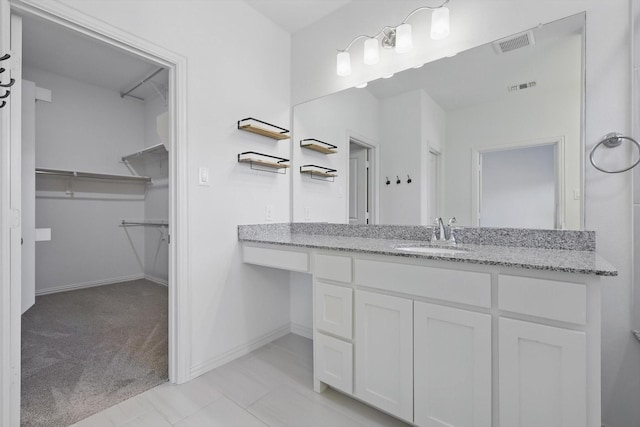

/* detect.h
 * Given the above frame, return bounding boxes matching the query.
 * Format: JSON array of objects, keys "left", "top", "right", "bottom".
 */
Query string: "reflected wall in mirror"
[{"left": 292, "top": 13, "right": 585, "bottom": 230}]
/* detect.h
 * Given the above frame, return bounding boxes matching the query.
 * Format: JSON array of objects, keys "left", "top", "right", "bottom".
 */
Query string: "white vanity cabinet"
[
  {"left": 241, "top": 243, "right": 603, "bottom": 427},
  {"left": 414, "top": 302, "right": 492, "bottom": 427},
  {"left": 354, "top": 290, "right": 413, "bottom": 422}
]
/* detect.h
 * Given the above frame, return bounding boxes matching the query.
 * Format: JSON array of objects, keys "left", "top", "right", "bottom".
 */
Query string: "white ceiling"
[
  {"left": 20, "top": 13, "right": 167, "bottom": 101},
  {"left": 365, "top": 13, "right": 585, "bottom": 111},
  {"left": 244, "top": 0, "right": 352, "bottom": 33}
]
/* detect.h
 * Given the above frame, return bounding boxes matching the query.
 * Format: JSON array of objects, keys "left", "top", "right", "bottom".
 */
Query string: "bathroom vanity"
[{"left": 239, "top": 223, "right": 616, "bottom": 427}]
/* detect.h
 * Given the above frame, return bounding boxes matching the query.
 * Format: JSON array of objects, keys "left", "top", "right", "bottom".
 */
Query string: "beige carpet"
[{"left": 21, "top": 279, "right": 168, "bottom": 427}]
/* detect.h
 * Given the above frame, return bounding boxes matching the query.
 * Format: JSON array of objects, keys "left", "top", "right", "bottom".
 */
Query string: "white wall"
[
  {"left": 444, "top": 34, "right": 582, "bottom": 228},
  {"left": 51, "top": 0, "right": 293, "bottom": 377},
  {"left": 293, "top": 88, "right": 380, "bottom": 223},
  {"left": 24, "top": 66, "right": 147, "bottom": 293},
  {"left": 379, "top": 90, "right": 422, "bottom": 224},
  {"left": 292, "top": 1, "right": 638, "bottom": 426}
]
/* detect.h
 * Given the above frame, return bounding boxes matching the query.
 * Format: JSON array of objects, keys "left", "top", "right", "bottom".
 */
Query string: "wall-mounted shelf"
[
  {"left": 300, "top": 164, "right": 337, "bottom": 181},
  {"left": 36, "top": 167, "right": 151, "bottom": 184},
  {"left": 121, "top": 143, "right": 168, "bottom": 161},
  {"left": 300, "top": 139, "right": 337, "bottom": 154},
  {"left": 237, "top": 117, "right": 290, "bottom": 140},
  {"left": 238, "top": 151, "right": 290, "bottom": 173}
]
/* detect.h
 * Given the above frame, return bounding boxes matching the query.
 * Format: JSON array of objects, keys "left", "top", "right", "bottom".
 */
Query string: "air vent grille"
[
  {"left": 494, "top": 30, "right": 535, "bottom": 54},
  {"left": 508, "top": 81, "right": 537, "bottom": 93}
]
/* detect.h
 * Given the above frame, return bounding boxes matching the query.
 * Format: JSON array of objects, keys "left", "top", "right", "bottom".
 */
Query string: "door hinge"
[{"left": 168, "top": 234, "right": 171, "bottom": 244}]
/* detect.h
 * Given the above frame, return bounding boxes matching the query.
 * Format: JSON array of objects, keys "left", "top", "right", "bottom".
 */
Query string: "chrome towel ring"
[{"left": 589, "top": 132, "right": 640, "bottom": 174}]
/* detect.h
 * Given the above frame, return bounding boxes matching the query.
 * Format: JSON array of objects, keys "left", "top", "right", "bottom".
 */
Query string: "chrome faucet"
[{"left": 432, "top": 217, "right": 457, "bottom": 244}]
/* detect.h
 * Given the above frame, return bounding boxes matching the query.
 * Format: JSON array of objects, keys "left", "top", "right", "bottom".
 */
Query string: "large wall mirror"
[{"left": 292, "top": 13, "right": 585, "bottom": 230}]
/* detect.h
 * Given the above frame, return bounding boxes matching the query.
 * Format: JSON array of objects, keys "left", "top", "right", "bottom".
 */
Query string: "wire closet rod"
[
  {"left": 120, "top": 220, "right": 168, "bottom": 227},
  {"left": 36, "top": 168, "right": 151, "bottom": 183},
  {"left": 120, "top": 67, "right": 164, "bottom": 99}
]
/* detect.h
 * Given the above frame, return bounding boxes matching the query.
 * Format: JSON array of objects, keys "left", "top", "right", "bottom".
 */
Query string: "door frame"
[
  {"left": 0, "top": 0, "right": 191, "bottom": 424},
  {"left": 347, "top": 132, "right": 378, "bottom": 225},
  {"left": 471, "top": 136, "right": 566, "bottom": 228}
]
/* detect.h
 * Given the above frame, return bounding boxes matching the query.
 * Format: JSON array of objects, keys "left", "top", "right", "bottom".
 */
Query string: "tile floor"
[{"left": 70, "top": 334, "right": 409, "bottom": 427}]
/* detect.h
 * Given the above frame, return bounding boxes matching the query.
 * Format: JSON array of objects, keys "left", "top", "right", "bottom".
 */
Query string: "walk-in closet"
[{"left": 17, "top": 13, "right": 170, "bottom": 427}]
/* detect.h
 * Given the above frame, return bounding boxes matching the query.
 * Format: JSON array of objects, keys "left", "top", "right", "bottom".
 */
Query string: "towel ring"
[{"left": 589, "top": 132, "right": 640, "bottom": 174}]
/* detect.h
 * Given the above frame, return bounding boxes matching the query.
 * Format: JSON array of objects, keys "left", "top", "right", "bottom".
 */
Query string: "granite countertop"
[{"left": 239, "top": 224, "right": 618, "bottom": 277}]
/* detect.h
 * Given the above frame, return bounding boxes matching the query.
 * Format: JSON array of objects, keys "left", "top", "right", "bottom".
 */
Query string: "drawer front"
[
  {"left": 314, "top": 332, "right": 353, "bottom": 394},
  {"left": 242, "top": 245, "right": 309, "bottom": 272},
  {"left": 355, "top": 259, "right": 491, "bottom": 308},
  {"left": 315, "top": 282, "right": 353, "bottom": 339},
  {"left": 498, "top": 275, "right": 587, "bottom": 325},
  {"left": 315, "top": 253, "right": 352, "bottom": 283}
]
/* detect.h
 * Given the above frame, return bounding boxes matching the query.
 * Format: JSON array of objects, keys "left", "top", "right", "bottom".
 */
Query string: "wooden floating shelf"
[
  {"left": 238, "top": 158, "right": 290, "bottom": 169},
  {"left": 238, "top": 151, "right": 290, "bottom": 173},
  {"left": 300, "top": 165, "right": 338, "bottom": 179},
  {"left": 237, "top": 117, "right": 290, "bottom": 140},
  {"left": 300, "top": 139, "right": 337, "bottom": 154}
]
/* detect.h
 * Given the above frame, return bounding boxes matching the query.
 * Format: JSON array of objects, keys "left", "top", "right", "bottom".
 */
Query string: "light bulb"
[
  {"left": 355, "top": 82, "right": 368, "bottom": 88},
  {"left": 431, "top": 7, "right": 450, "bottom": 40},
  {"left": 336, "top": 51, "right": 351, "bottom": 76},
  {"left": 395, "top": 23, "right": 413, "bottom": 53},
  {"left": 363, "top": 38, "right": 380, "bottom": 65}
]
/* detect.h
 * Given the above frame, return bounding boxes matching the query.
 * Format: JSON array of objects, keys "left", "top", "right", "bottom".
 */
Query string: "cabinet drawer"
[
  {"left": 498, "top": 275, "right": 587, "bottom": 324},
  {"left": 315, "top": 253, "right": 352, "bottom": 283},
  {"left": 242, "top": 245, "right": 309, "bottom": 272},
  {"left": 315, "top": 282, "right": 353, "bottom": 339},
  {"left": 355, "top": 259, "right": 491, "bottom": 308},
  {"left": 314, "top": 332, "right": 353, "bottom": 394}
]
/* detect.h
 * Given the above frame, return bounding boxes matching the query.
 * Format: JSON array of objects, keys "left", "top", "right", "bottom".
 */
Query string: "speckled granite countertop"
[{"left": 238, "top": 223, "right": 617, "bottom": 277}]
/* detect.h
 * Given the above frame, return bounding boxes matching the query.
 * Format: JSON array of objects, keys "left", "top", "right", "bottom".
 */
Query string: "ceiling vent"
[
  {"left": 508, "top": 81, "right": 537, "bottom": 93},
  {"left": 493, "top": 30, "right": 535, "bottom": 54}
]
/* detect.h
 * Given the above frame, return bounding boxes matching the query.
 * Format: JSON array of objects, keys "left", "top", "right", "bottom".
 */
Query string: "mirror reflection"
[{"left": 293, "top": 13, "right": 585, "bottom": 230}]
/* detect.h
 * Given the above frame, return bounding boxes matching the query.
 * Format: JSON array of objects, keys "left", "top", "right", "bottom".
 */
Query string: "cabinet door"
[
  {"left": 314, "top": 282, "right": 353, "bottom": 340},
  {"left": 414, "top": 302, "right": 492, "bottom": 427},
  {"left": 314, "top": 332, "right": 353, "bottom": 394},
  {"left": 355, "top": 290, "right": 413, "bottom": 422},
  {"left": 499, "top": 317, "right": 586, "bottom": 427}
]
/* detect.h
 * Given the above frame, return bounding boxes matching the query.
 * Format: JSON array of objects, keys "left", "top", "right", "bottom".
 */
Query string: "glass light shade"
[
  {"left": 395, "top": 23, "right": 413, "bottom": 53},
  {"left": 431, "top": 7, "right": 450, "bottom": 40},
  {"left": 336, "top": 51, "right": 351, "bottom": 76},
  {"left": 363, "top": 38, "right": 380, "bottom": 65},
  {"left": 355, "top": 82, "right": 368, "bottom": 88}
]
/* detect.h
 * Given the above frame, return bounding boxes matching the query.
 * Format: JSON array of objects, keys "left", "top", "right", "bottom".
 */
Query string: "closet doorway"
[{"left": 0, "top": 2, "right": 188, "bottom": 425}]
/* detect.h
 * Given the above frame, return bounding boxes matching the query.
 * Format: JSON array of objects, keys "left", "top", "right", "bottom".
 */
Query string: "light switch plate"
[{"left": 198, "top": 167, "right": 210, "bottom": 186}]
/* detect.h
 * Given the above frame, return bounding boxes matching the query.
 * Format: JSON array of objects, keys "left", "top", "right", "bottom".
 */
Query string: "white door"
[
  {"left": 0, "top": 2, "right": 22, "bottom": 425},
  {"left": 414, "top": 302, "right": 492, "bottom": 427},
  {"left": 499, "top": 317, "right": 587, "bottom": 427},
  {"left": 21, "top": 82, "right": 35, "bottom": 314},
  {"left": 354, "top": 290, "right": 413, "bottom": 422},
  {"left": 427, "top": 149, "right": 440, "bottom": 221},
  {"left": 349, "top": 142, "right": 368, "bottom": 224}
]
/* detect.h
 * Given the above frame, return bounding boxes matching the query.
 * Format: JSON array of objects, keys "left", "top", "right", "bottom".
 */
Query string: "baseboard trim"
[
  {"left": 145, "top": 274, "right": 168, "bottom": 286},
  {"left": 35, "top": 274, "right": 145, "bottom": 296},
  {"left": 290, "top": 322, "right": 312, "bottom": 339},
  {"left": 189, "top": 324, "right": 291, "bottom": 379}
]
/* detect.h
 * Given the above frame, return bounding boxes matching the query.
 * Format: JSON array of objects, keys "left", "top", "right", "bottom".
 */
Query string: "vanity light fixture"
[{"left": 336, "top": 0, "right": 451, "bottom": 76}]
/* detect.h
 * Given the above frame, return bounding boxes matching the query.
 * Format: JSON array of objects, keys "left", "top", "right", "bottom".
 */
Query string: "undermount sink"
[{"left": 396, "top": 245, "right": 469, "bottom": 255}]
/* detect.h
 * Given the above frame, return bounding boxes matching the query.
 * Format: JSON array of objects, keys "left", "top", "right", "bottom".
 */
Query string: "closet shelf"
[
  {"left": 120, "top": 219, "right": 168, "bottom": 227},
  {"left": 237, "top": 117, "right": 290, "bottom": 140},
  {"left": 238, "top": 151, "right": 290, "bottom": 173},
  {"left": 121, "top": 143, "right": 168, "bottom": 161},
  {"left": 300, "top": 139, "right": 337, "bottom": 154},
  {"left": 300, "top": 164, "right": 338, "bottom": 180},
  {"left": 36, "top": 168, "right": 152, "bottom": 184}
]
